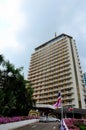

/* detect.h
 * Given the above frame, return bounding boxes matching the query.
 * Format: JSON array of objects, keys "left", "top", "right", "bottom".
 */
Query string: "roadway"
[{"left": 13, "top": 122, "right": 60, "bottom": 130}]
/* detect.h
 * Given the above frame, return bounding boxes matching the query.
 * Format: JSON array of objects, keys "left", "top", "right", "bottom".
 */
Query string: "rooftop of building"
[{"left": 35, "top": 33, "right": 72, "bottom": 51}]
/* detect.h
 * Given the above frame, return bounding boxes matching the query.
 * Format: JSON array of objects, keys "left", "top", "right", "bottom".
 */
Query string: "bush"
[
  {"left": 0, "top": 116, "right": 39, "bottom": 124},
  {"left": 64, "top": 118, "right": 86, "bottom": 130},
  {"left": 79, "top": 125, "right": 86, "bottom": 130}
]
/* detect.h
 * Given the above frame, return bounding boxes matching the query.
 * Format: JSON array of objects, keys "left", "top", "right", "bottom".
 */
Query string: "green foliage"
[
  {"left": 25, "top": 81, "right": 36, "bottom": 107},
  {"left": 0, "top": 54, "right": 4, "bottom": 65},
  {"left": 0, "top": 54, "right": 35, "bottom": 116},
  {"left": 79, "top": 125, "right": 86, "bottom": 130}
]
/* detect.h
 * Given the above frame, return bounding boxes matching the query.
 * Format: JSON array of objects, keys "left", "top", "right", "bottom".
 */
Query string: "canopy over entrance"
[
  {"left": 33, "top": 104, "right": 86, "bottom": 119},
  {"left": 35, "top": 104, "right": 55, "bottom": 110},
  {"left": 32, "top": 104, "right": 58, "bottom": 117}
]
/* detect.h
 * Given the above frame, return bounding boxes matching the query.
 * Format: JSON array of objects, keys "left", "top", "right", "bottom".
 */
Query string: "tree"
[
  {"left": 25, "top": 81, "right": 36, "bottom": 108},
  {"left": 0, "top": 54, "right": 4, "bottom": 65},
  {"left": 0, "top": 55, "right": 35, "bottom": 116}
]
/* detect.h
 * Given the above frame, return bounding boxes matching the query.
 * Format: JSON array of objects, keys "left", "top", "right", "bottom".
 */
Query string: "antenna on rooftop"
[{"left": 55, "top": 32, "right": 57, "bottom": 38}]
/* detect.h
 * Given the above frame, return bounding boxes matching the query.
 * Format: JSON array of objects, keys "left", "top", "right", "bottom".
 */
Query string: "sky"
[{"left": 0, "top": 0, "right": 86, "bottom": 79}]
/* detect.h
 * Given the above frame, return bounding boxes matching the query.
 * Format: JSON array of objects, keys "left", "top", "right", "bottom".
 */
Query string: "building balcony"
[
  {"left": 57, "top": 79, "right": 73, "bottom": 86},
  {"left": 60, "top": 85, "right": 73, "bottom": 90},
  {"left": 62, "top": 96, "right": 74, "bottom": 101},
  {"left": 63, "top": 102, "right": 74, "bottom": 107}
]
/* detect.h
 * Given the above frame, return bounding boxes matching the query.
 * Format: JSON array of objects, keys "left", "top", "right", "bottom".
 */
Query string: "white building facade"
[{"left": 28, "top": 34, "right": 85, "bottom": 109}]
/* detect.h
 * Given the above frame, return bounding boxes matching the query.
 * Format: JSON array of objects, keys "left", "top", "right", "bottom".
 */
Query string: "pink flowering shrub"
[
  {"left": 64, "top": 118, "right": 86, "bottom": 130},
  {"left": 64, "top": 118, "right": 79, "bottom": 130},
  {"left": 0, "top": 116, "right": 39, "bottom": 124}
]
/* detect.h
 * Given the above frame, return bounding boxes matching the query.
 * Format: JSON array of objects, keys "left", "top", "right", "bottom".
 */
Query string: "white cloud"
[
  {"left": 1, "top": 0, "right": 86, "bottom": 77},
  {"left": 0, "top": 0, "right": 26, "bottom": 54}
]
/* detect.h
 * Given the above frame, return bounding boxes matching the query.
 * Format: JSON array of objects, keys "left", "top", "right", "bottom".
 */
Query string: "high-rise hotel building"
[
  {"left": 83, "top": 73, "right": 86, "bottom": 87},
  {"left": 28, "top": 34, "right": 85, "bottom": 109},
  {"left": 83, "top": 73, "right": 86, "bottom": 104}
]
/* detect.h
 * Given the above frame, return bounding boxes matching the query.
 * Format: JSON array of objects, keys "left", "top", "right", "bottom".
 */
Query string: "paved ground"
[
  {"left": 0, "top": 119, "right": 39, "bottom": 130},
  {"left": 11, "top": 122, "right": 60, "bottom": 130}
]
